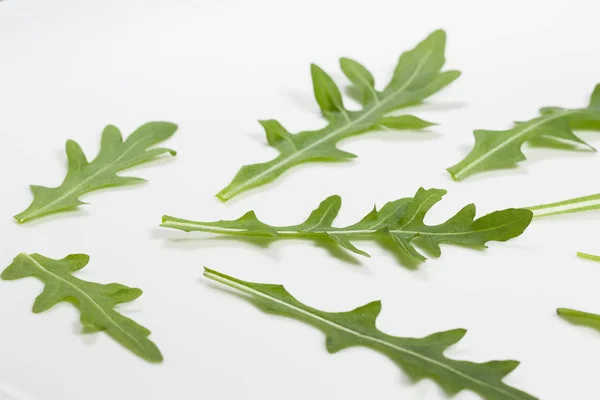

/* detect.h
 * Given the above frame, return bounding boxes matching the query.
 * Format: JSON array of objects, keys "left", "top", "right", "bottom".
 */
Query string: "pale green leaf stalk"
[
  {"left": 14, "top": 122, "right": 177, "bottom": 223},
  {"left": 204, "top": 268, "right": 537, "bottom": 400},
  {"left": 576, "top": 252, "right": 600, "bottom": 262},
  {"left": 525, "top": 192, "right": 600, "bottom": 218},
  {"left": 557, "top": 308, "right": 600, "bottom": 333},
  {"left": 163, "top": 187, "right": 532, "bottom": 263},
  {"left": 217, "top": 30, "right": 460, "bottom": 201},
  {"left": 1, "top": 253, "right": 162, "bottom": 362},
  {"left": 448, "top": 84, "right": 600, "bottom": 181}
]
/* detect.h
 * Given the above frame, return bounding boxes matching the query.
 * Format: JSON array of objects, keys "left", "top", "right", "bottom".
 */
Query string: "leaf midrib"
[
  {"left": 206, "top": 270, "right": 526, "bottom": 400},
  {"left": 162, "top": 217, "right": 519, "bottom": 238},
  {"left": 296, "top": 201, "right": 338, "bottom": 231},
  {"left": 398, "top": 193, "right": 438, "bottom": 229},
  {"left": 224, "top": 52, "right": 433, "bottom": 196},
  {"left": 23, "top": 139, "right": 145, "bottom": 220},
  {"left": 22, "top": 254, "right": 145, "bottom": 351}
]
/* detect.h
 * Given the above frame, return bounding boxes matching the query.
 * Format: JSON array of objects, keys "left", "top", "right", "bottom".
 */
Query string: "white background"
[{"left": 1, "top": 1, "right": 600, "bottom": 399}]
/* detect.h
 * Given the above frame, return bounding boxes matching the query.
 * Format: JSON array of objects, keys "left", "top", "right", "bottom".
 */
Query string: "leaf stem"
[
  {"left": 161, "top": 217, "right": 378, "bottom": 237},
  {"left": 526, "top": 193, "right": 600, "bottom": 218},
  {"left": 576, "top": 252, "right": 600, "bottom": 262},
  {"left": 557, "top": 307, "right": 599, "bottom": 320}
]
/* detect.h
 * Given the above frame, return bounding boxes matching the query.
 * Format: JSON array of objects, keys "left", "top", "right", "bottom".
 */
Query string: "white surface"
[{"left": 1, "top": 1, "right": 600, "bottom": 399}]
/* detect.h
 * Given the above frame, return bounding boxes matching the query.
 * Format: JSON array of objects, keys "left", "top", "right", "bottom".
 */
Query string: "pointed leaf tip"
[
  {"left": 589, "top": 83, "right": 600, "bottom": 109},
  {"left": 311, "top": 63, "right": 345, "bottom": 115},
  {"left": 259, "top": 119, "right": 292, "bottom": 148}
]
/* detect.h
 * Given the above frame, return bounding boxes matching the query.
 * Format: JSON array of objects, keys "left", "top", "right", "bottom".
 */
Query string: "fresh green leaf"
[
  {"left": 204, "top": 268, "right": 537, "bottom": 400},
  {"left": 448, "top": 85, "right": 600, "bottom": 181},
  {"left": 217, "top": 30, "right": 459, "bottom": 201},
  {"left": 163, "top": 187, "right": 532, "bottom": 263},
  {"left": 14, "top": 122, "right": 177, "bottom": 223},
  {"left": 1, "top": 253, "right": 162, "bottom": 363}
]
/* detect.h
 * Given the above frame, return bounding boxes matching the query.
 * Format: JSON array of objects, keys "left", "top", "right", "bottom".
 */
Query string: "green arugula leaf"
[
  {"left": 217, "top": 30, "right": 460, "bottom": 201},
  {"left": 162, "top": 187, "right": 532, "bottom": 263},
  {"left": 1, "top": 253, "right": 162, "bottom": 363},
  {"left": 448, "top": 85, "right": 600, "bottom": 181},
  {"left": 14, "top": 122, "right": 177, "bottom": 223},
  {"left": 204, "top": 268, "right": 537, "bottom": 400}
]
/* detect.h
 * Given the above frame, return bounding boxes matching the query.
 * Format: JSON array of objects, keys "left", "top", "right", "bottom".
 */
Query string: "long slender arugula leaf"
[
  {"left": 448, "top": 84, "right": 600, "bottom": 181},
  {"left": 14, "top": 122, "right": 177, "bottom": 223},
  {"left": 1, "top": 253, "right": 162, "bottom": 363},
  {"left": 217, "top": 30, "right": 460, "bottom": 201},
  {"left": 525, "top": 192, "right": 600, "bottom": 218},
  {"left": 204, "top": 268, "right": 537, "bottom": 400},
  {"left": 163, "top": 187, "right": 532, "bottom": 263}
]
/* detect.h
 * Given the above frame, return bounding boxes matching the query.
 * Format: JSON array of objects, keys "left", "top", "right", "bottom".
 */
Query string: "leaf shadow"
[
  {"left": 54, "top": 297, "right": 101, "bottom": 343},
  {"left": 375, "top": 237, "right": 422, "bottom": 270},
  {"left": 12, "top": 206, "right": 90, "bottom": 227},
  {"left": 162, "top": 234, "right": 363, "bottom": 266},
  {"left": 350, "top": 127, "right": 443, "bottom": 144},
  {"left": 400, "top": 100, "right": 468, "bottom": 114},
  {"left": 526, "top": 137, "right": 594, "bottom": 152},
  {"left": 285, "top": 90, "right": 319, "bottom": 114}
]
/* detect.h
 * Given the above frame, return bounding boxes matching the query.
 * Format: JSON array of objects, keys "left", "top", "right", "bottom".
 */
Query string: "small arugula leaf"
[
  {"left": 217, "top": 30, "right": 460, "bottom": 201},
  {"left": 448, "top": 85, "right": 600, "bottom": 181},
  {"left": 204, "top": 268, "right": 537, "bottom": 400},
  {"left": 1, "top": 253, "right": 162, "bottom": 362},
  {"left": 162, "top": 187, "right": 532, "bottom": 263},
  {"left": 14, "top": 122, "right": 177, "bottom": 223}
]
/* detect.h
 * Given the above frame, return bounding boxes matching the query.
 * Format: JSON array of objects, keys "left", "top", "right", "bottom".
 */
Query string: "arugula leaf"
[
  {"left": 217, "top": 30, "right": 460, "bottom": 201},
  {"left": 163, "top": 187, "right": 532, "bottom": 263},
  {"left": 204, "top": 268, "right": 537, "bottom": 400},
  {"left": 14, "top": 122, "right": 177, "bottom": 223},
  {"left": 448, "top": 84, "right": 600, "bottom": 181},
  {"left": 1, "top": 253, "right": 162, "bottom": 363}
]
